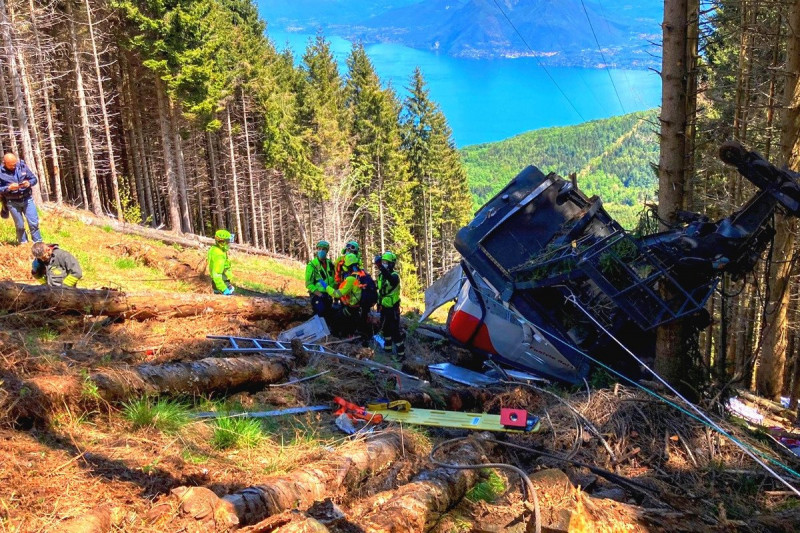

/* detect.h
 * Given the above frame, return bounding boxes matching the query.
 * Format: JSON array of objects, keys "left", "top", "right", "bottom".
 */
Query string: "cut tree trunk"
[
  {"left": 344, "top": 434, "right": 494, "bottom": 533},
  {"left": 3, "top": 355, "right": 291, "bottom": 425},
  {"left": 176, "top": 432, "right": 405, "bottom": 527},
  {"left": 0, "top": 282, "right": 309, "bottom": 322}
]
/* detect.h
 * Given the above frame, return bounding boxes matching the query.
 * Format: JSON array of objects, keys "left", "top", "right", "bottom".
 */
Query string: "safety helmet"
[
  {"left": 215, "top": 229, "right": 232, "bottom": 242},
  {"left": 344, "top": 240, "right": 359, "bottom": 254},
  {"left": 344, "top": 253, "right": 359, "bottom": 268},
  {"left": 381, "top": 251, "right": 397, "bottom": 263},
  {"left": 316, "top": 240, "right": 330, "bottom": 251}
]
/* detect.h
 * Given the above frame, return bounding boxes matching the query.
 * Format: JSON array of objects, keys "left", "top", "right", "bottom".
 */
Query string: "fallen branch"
[{"left": 0, "top": 282, "right": 309, "bottom": 322}]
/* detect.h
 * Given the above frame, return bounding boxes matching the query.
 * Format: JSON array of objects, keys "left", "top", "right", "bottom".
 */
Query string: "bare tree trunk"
[
  {"left": 268, "top": 174, "right": 276, "bottom": 252},
  {"left": 346, "top": 435, "right": 494, "bottom": 532},
  {"left": 175, "top": 433, "right": 404, "bottom": 527},
  {"left": 67, "top": 117, "right": 89, "bottom": 208},
  {"left": 67, "top": 0, "right": 102, "bottom": 214},
  {"left": 27, "top": 0, "right": 61, "bottom": 203},
  {"left": 206, "top": 130, "right": 225, "bottom": 230},
  {"left": 225, "top": 106, "right": 244, "bottom": 241},
  {"left": 655, "top": 0, "right": 693, "bottom": 387},
  {"left": 0, "top": 59, "right": 18, "bottom": 154},
  {"left": 13, "top": 41, "right": 48, "bottom": 202},
  {"left": 0, "top": 0, "right": 41, "bottom": 204},
  {"left": 83, "top": 0, "right": 121, "bottom": 218},
  {"left": 242, "top": 93, "right": 260, "bottom": 248},
  {"left": 170, "top": 101, "right": 192, "bottom": 232},
  {"left": 155, "top": 76, "right": 182, "bottom": 232},
  {"left": 759, "top": 1, "right": 800, "bottom": 400},
  {"left": 5, "top": 356, "right": 291, "bottom": 425},
  {"left": 0, "top": 281, "right": 310, "bottom": 322}
]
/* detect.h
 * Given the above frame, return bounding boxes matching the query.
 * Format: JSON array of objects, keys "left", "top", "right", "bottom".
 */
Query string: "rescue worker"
[
  {"left": 334, "top": 240, "right": 362, "bottom": 284},
  {"left": 377, "top": 251, "right": 405, "bottom": 358},
  {"left": 305, "top": 240, "right": 335, "bottom": 317},
  {"left": 0, "top": 153, "right": 41, "bottom": 244},
  {"left": 31, "top": 242, "right": 82, "bottom": 288},
  {"left": 208, "top": 229, "right": 234, "bottom": 295},
  {"left": 326, "top": 253, "right": 369, "bottom": 341}
]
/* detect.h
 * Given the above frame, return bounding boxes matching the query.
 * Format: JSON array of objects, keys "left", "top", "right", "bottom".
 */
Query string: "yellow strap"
[{"left": 367, "top": 400, "right": 411, "bottom": 412}]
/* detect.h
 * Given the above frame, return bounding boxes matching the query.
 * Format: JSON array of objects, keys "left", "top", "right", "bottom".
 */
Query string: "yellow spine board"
[{"left": 376, "top": 408, "right": 540, "bottom": 433}]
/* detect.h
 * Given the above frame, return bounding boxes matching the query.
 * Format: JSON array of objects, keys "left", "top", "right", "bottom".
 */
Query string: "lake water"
[{"left": 270, "top": 31, "right": 662, "bottom": 147}]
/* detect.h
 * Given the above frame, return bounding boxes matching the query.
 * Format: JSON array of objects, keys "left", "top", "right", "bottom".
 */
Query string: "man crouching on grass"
[{"left": 31, "top": 242, "right": 83, "bottom": 288}]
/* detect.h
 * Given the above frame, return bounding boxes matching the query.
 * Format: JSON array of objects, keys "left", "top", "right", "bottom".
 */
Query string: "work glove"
[{"left": 223, "top": 287, "right": 234, "bottom": 295}]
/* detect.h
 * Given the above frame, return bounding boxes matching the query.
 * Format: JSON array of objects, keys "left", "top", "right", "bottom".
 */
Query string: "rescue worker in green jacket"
[
  {"left": 376, "top": 251, "right": 405, "bottom": 358},
  {"left": 208, "top": 229, "right": 234, "bottom": 295},
  {"left": 305, "top": 240, "right": 335, "bottom": 317},
  {"left": 326, "top": 253, "right": 369, "bottom": 341},
  {"left": 334, "top": 240, "right": 362, "bottom": 285},
  {"left": 31, "top": 242, "right": 82, "bottom": 288}
]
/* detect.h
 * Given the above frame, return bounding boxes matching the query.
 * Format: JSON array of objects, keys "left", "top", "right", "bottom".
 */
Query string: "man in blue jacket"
[{"left": 0, "top": 153, "right": 41, "bottom": 244}]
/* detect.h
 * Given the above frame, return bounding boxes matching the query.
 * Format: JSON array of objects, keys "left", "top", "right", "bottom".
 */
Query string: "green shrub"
[
  {"left": 123, "top": 398, "right": 189, "bottom": 433},
  {"left": 210, "top": 416, "right": 263, "bottom": 450},
  {"left": 466, "top": 470, "right": 506, "bottom": 502}
]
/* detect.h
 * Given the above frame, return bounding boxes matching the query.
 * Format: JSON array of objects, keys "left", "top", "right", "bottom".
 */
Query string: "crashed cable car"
[{"left": 423, "top": 141, "right": 800, "bottom": 383}]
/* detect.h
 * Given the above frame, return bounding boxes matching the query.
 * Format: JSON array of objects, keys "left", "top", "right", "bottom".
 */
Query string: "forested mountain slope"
[{"left": 462, "top": 109, "right": 659, "bottom": 226}]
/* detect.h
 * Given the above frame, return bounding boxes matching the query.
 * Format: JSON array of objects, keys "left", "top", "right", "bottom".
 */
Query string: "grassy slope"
[{"left": 0, "top": 206, "right": 307, "bottom": 297}]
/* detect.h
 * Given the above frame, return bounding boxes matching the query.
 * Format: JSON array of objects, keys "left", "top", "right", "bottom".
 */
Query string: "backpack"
[{"left": 356, "top": 270, "right": 378, "bottom": 309}]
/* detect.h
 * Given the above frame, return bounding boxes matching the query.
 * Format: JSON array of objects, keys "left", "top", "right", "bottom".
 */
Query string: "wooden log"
[
  {"left": 240, "top": 511, "right": 331, "bottom": 533},
  {"left": 0, "top": 281, "right": 309, "bottom": 322},
  {"left": 736, "top": 389, "right": 797, "bottom": 421},
  {"left": 344, "top": 434, "right": 494, "bottom": 533},
  {"left": 3, "top": 355, "right": 291, "bottom": 425},
  {"left": 175, "top": 432, "right": 406, "bottom": 527}
]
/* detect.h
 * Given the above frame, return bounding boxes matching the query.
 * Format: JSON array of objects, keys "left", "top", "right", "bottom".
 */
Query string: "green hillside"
[{"left": 462, "top": 109, "right": 660, "bottom": 228}]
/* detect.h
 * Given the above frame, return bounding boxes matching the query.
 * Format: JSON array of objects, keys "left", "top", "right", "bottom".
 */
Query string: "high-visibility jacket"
[
  {"left": 334, "top": 253, "right": 363, "bottom": 284},
  {"left": 31, "top": 246, "right": 82, "bottom": 287},
  {"left": 208, "top": 244, "right": 232, "bottom": 292},
  {"left": 327, "top": 273, "right": 362, "bottom": 307},
  {"left": 378, "top": 269, "right": 401, "bottom": 308},
  {"left": 305, "top": 257, "right": 335, "bottom": 293}
]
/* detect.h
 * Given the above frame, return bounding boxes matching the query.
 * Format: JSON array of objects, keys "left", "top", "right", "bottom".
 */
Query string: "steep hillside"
[{"left": 462, "top": 109, "right": 659, "bottom": 227}]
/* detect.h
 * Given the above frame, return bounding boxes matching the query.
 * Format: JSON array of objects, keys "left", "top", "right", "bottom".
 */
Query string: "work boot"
[{"left": 395, "top": 338, "right": 406, "bottom": 361}]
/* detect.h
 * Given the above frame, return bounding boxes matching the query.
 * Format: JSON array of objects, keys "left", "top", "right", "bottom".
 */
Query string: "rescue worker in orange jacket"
[
  {"left": 326, "top": 253, "right": 370, "bottom": 342},
  {"left": 334, "top": 240, "right": 363, "bottom": 285}
]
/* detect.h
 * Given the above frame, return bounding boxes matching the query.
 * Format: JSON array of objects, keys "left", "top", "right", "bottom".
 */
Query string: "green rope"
[{"left": 533, "top": 319, "right": 800, "bottom": 486}]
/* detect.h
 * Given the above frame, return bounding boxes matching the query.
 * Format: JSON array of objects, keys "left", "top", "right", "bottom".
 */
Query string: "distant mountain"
[
  {"left": 261, "top": 0, "right": 662, "bottom": 69},
  {"left": 462, "top": 109, "right": 660, "bottom": 228}
]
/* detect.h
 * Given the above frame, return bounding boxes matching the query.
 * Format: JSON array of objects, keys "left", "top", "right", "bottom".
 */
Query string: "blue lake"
[{"left": 270, "top": 31, "right": 662, "bottom": 147}]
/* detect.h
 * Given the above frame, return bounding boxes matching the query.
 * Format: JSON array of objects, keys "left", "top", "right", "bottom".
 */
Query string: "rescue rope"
[{"left": 528, "top": 293, "right": 800, "bottom": 497}]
